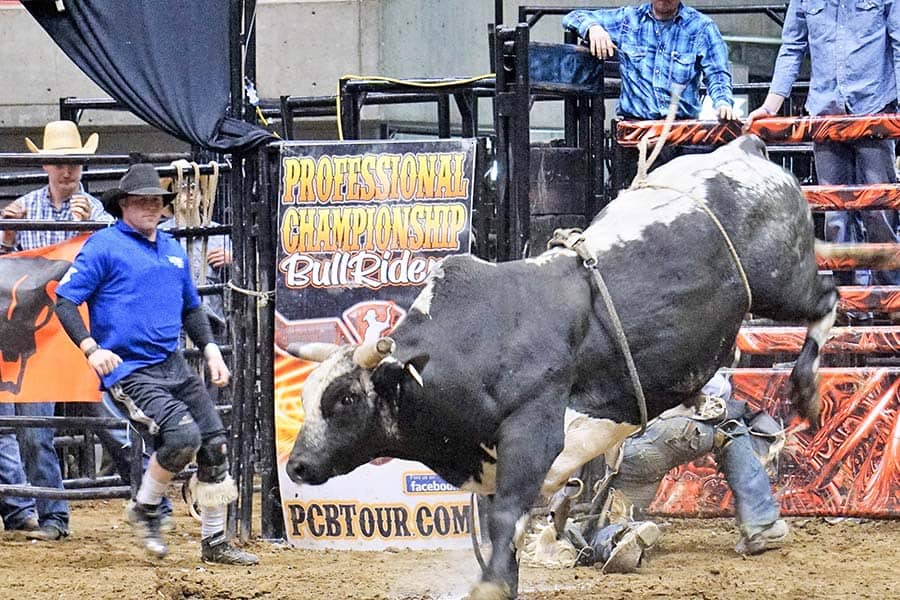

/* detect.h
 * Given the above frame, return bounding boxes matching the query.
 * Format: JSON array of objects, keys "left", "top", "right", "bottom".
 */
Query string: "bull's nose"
[{"left": 286, "top": 457, "right": 308, "bottom": 484}]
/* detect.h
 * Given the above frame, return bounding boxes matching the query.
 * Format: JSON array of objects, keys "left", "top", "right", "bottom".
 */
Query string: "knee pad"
[
  {"left": 194, "top": 433, "right": 237, "bottom": 507},
  {"left": 196, "top": 433, "right": 230, "bottom": 484},
  {"left": 156, "top": 425, "right": 202, "bottom": 473}
]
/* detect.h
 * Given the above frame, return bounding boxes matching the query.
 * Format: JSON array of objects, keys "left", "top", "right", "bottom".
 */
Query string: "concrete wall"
[{"left": 0, "top": 0, "right": 788, "bottom": 150}]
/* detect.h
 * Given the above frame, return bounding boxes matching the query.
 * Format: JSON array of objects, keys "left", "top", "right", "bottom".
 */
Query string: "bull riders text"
[{"left": 279, "top": 151, "right": 470, "bottom": 290}]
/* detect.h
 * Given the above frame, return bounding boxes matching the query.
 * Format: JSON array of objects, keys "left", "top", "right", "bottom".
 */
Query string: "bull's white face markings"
[
  {"left": 541, "top": 409, "right": 639, "bottom": 497},
  {"left": 298, "top": 350, "right": 358, "bottom": 449}
]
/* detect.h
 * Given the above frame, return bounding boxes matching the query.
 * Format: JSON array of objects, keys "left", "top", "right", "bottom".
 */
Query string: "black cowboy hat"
[{"left": 101, "top": 163, "right": 175, "bottom": 218}]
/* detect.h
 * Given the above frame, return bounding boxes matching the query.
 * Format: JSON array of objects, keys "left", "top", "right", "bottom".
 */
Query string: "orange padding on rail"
[
  {"left": 836, "top": 285, "right": 900, "bottom": 313},
  {"left": 737, "top": 326, "right": 900, "bottom": 355},
  {"left": 804, "top": 184, "right": 900, "bottom": 211},
  {"left": 816, "top": 243, "right": 900, "bottom": 270},
  {"left": 615, "top": 112, "right": 900, "bottom": 147}
]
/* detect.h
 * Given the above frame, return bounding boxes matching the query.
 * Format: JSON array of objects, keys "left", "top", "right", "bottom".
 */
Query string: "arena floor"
[{"left": 0, "top": 498, "right": 897, "bottom": 600}]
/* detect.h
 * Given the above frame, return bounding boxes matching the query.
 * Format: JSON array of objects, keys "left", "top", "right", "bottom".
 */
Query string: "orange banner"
[{"left": 0, "top": 235, "right": 100, "bottom": 403}]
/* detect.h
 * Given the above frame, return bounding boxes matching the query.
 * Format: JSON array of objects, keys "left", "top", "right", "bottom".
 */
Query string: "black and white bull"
[
  {"left": 0, "top": 256, "right": 72, "bottom": 394},
  {"left": 286, "top": 136, "right": 838, "bottom": 599}
]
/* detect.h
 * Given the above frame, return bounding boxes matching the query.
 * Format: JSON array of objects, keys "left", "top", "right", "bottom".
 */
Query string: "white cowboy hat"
[{"left": 24, "top": 120, "right": 99, "bottom": 154}]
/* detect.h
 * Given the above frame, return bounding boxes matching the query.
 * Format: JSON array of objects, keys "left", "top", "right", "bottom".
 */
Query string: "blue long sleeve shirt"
[
  {"left": 563, "top": 3, "right": 733, "bottom": 119},
  {"left": 770, "top": 0, "right": 900, "bottom": 115},
  {"left": 56, "top": 220, "right": 201, "bottom": 387}
]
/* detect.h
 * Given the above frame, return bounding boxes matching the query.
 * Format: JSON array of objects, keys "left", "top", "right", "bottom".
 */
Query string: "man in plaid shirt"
[
  {"left": 1, "top": 121, "right": 110, "bottom": 252},
  {"left": 0, "top": 121, "right": 110, "bottom": 542},
  {"left": 563, "top": 1, "right": 735, "bottom": 187}
]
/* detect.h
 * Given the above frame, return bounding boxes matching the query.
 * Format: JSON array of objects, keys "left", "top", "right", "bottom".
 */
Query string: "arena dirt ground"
[{"left": 0, "top": 498, "right": 897, "bottom": 600}]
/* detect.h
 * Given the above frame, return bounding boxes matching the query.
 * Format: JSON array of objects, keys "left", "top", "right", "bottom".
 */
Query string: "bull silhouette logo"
[{"left": 0, "top": 257, "right": 72, "bottom": 394}]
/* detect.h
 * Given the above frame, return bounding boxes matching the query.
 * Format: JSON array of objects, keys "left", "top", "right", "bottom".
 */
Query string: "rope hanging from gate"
[
  {"left": 198, "top": 161, "right": 220, "bottom": 288},
  {"left": 226, "top": 280, "right": 275, "bottom": 308},
  {"left": 169, "top": 160, "right": 227, "bottom": 349},
  {"left": 631, "top": 83, "right": 684, "bottom": 187}
]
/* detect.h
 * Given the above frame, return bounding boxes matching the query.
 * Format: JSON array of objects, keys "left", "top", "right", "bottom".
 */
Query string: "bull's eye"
[{"left": 321, "top": 376, "right": 366, "bottom": 418}]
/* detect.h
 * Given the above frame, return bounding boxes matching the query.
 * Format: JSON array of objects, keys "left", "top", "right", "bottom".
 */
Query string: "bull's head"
[{"left": 285, "top": 337, "right": 429, "bottom": 485}]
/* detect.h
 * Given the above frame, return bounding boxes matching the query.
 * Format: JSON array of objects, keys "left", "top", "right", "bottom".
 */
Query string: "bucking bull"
[{"left": 285, "top": 135, "right": 855, "bottom": 599}]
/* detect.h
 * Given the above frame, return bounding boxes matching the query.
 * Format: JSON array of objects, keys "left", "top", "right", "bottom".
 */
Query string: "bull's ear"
[
  {"left": 372, "top": 354, "right": 430, "bottom": 400},
  {"left": 372, "top": 361, "right": 405, "bottom": 401}
]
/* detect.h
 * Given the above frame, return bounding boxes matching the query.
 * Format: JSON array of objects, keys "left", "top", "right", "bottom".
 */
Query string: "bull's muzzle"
[{"left": 286, "top": 454, "right": 328, "bottom": 486}]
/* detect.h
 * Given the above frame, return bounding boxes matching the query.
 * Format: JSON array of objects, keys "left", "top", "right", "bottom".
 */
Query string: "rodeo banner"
[
  {"left": 274, "top": 139, "right": 478, "bottom": 550},
  {"left": 0, "top": 235, "right": 100, "bottom": 403}
]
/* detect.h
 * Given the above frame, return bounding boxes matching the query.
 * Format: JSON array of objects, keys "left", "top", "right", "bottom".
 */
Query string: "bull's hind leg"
[
  {"left": 787, "top": 277, "right": 839, "bottom": 429},
  {"left": 789, "top": 299, "right": 836, "bottom": 428}
]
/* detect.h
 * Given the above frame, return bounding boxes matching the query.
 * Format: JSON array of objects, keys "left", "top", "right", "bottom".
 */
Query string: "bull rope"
[
  {"left": 548, "top": 229, "right": 649, "bottom": 434},
  {"left": 631, "top": 83, "right": 684, "bottom": 187},
  {"left": 628, "top": 83, "right": 752, "bottom": 312}
]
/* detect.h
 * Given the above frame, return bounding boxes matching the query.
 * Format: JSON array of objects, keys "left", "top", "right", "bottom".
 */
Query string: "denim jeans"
[
  {"left": 716, "top": 422, "right": 780, "bottom": 537},
  {"left": 814, "top": 137, "right": 900, "bottom": 286},
  {"left": 0, "top": 402, "right": 68, "bottom": 532},
  {"left": 0, "top": 425, "right": 36, "bottom": 530},
  {"left": 611, "top": 409, "right": 779, "bottom": 534}
]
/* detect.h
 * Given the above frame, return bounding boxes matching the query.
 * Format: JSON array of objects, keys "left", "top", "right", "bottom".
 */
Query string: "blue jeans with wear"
[
  {"left": 815, "top": 136, "right": 900, "bottom": 287},
  {"left": 0, "top": 401, "right": 68, "bottom": 535}
]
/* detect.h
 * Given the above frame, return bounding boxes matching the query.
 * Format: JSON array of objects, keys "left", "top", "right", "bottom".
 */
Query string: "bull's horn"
[
  {"left": 353, "top": 337, "right": 396, "bottom": 369},
  {"left": 287, "top": 342, "right": 340, "bottom": 362}
]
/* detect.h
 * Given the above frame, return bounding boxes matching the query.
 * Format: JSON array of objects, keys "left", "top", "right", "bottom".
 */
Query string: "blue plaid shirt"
[
  {"left": 563, "top": 3, "right": 733, "bottom": 119},
  {"left": 9, "top": 184, "right": 110, "bottom": 250},
  {"left": 770, "top": 0, "right": 900, "bottom": 116}
]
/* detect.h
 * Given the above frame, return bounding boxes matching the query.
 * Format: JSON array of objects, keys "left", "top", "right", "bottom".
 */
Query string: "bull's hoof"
[
  {"left": 788, "top": 372, "right": 821, "bottom": 432},
  {"left": 800, "top": 391, "right": 821, "bottom": 433},
  {"left": 465, "top": 581, "right": 513, "bottom": 600}
]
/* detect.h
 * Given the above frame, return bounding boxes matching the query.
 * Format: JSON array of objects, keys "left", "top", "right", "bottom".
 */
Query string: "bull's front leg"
[{"left": 467, "top": 406, "right": 564, "bottom": 600}]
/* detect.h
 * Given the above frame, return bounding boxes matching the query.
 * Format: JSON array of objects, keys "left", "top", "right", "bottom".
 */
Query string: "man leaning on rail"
[{"left": 563, "top": 0, "right": 736, "bottom": 186}]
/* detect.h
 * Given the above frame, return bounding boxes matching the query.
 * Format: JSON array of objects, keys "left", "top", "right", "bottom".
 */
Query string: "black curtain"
[{"left": 25, "top": 0, "right": 275, "bottom": 153}]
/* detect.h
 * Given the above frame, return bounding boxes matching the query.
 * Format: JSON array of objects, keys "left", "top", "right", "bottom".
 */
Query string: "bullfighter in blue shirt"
[{"left": 54, "top": 163, "right": 257, "bottom": 565}]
